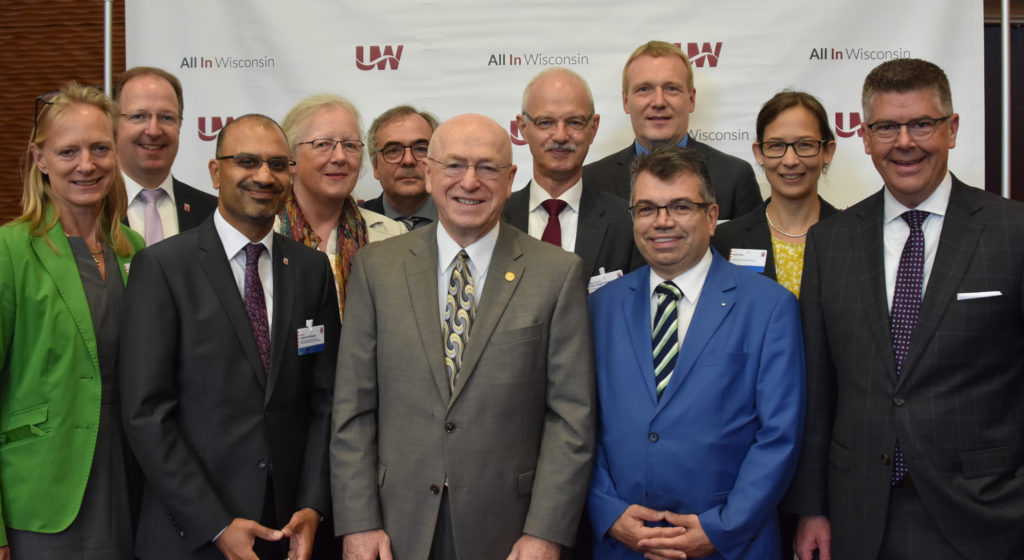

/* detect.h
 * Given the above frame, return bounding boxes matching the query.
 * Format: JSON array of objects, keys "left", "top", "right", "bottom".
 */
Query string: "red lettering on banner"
[
  {"left": 834, "top": 112, "right": 864, "bottom": 138},
  {"left": 509, "top": 120, "right": 527, "bottom": 146},
  {"left": 355, "top": 45, "right": 404, "bottom": 70},
  {"left": 687, "top": 42, "right": 722, "bottom": 68},
  {"left": 198, "top": 116, "right": 234, "bottom": 141}
]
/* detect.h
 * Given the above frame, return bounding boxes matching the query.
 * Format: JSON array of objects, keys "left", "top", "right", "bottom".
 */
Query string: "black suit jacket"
[
  {"left": 172, "top": 177, "right": 219, "bottom": 230},
  {"left": 582, "top": 137, "right": 763, "bottom": 220},
  {"left": 783, "top": 178, "right": 1024, "bottom": 558},
  {"left": 501, "top": 181, "right": 643, "bottom": 283},
  {"left": 120, "top": 217, "right": 340, "bottom": 559},
  {"left": 358, "top": 193, "right": 385, "bottom": 214},
  {"left": 711, "top": 196, "right": 839, "bottom": 281}
]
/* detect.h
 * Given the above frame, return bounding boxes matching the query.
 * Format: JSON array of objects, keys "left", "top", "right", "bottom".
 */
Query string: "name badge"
[
  {"left": 728, "top": 249, "right": 767, "bottom": 272},
  {"left": 588, "top": 267, "right": 624, "bottom": 294},
  {"left": 297, "top": 319, "right": 325, "bottom": 355}
]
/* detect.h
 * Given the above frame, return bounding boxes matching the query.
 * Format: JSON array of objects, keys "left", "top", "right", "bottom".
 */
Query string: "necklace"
[
  {"left": 765, "top": 209, "right": 808, "bottom": 238},
  {"left": 64, "top": 232, "right": 104, "bottom": 267}
]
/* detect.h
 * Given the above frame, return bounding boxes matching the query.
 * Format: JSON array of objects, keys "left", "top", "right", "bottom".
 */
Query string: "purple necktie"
[
  {"left": 890, "top": 209, "right": 927, "bottom": 485},
  {"left": 541, "top": 199, "right": 568, "bottom": 247},
  {"left": 244, "top": 243, "right": 271, "bottom": 375},
  {"left": 138, "top": 188, "right": 166, "bottom": 246}
]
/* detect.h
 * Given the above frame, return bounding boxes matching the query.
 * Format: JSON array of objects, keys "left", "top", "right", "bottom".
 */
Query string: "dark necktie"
[
  {"left": 442, "top": 250, "right": 475, "bottom": 394},
  {"left": 890, "top": 209, "right": 927, "bottom": 485},
  {"left": 398, "top": 216, "right": 430, "bottom": 231},
  {"left": 540, "top": 199, "right": 568, "bottom": 247},
  {"left": 244, "top": 243, "right": 271, "bottom": 375},
  {"left": 652, "top": 281, "right": 682, "bottom": 400}
]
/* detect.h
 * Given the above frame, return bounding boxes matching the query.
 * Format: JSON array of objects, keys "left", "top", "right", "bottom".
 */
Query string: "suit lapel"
[
  {"left": 622, "top": 268, "right": 658, "bottom": 404},
  {"left": 853, "top": 193, "right": 899, "bottom": 383},
  {"left": 899, "top": 180, "right": 983, "bottom": 385},
  {"left": 173, "top": 178, "right": 200, "bottom": 230},
  {"left": 449, "top": 224, "right": 524, "bottom": 404},
  {"left": 574, "top": 188, "right": 607, "bottom": 278},
  {"left": 657, "top": 254, "right": 736, "bottom": 407},
  {"left": 502, "top": 183, "right": 530, "bottom": 231},
  {"left": 266, "top": 234, "right": 294, "bottom": 401},
  {"left": 196, "top": 220, "right": 267, "bottom": 388},
  {"left": 406, "top": 226, "right": 450, "bottom": 402}
]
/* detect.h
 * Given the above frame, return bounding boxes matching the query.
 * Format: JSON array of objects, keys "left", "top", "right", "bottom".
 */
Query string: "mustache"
[{"left": 545, "top": 142, "right": 577, "bottom": 153}]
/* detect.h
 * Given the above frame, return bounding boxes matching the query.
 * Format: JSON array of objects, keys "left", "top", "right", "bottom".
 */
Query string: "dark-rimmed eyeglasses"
[
  {"left": 864, "top": 116, "right": 951, "bottom": 142},
  {"left": 215, "top": 153, "right": 295, "bottom": 173},
  {"left": 522, "top": 112, "right": 594, "bottom": 132},
  {"left": 427, "top": 157, "right": 512, "bottom": 182},
  {"left": 298, "top": 138, "right": 364, "bottom": 156},
  {"left": 379, "top": 142, "right": 429, "bottom": 163},
  {"left": 758, "top": 139, "right": 829, "bottom": 158},
  {"left": 628, "top": 201, "right": 712, "bottom": 222}
]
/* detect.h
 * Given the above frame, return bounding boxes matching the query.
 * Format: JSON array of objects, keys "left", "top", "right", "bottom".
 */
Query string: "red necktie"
[{"left": 540, "top": 199, "right": 567, "bottom": 247}]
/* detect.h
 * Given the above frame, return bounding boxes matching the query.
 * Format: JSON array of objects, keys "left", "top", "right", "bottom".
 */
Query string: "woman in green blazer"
[{"left": 0, "top": 83, "right": 145, "bottom": 559}]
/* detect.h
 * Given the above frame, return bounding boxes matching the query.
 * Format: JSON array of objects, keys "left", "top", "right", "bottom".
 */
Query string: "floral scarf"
[{"left": 277, "top": 194, "right": 368, "bottom": 320}]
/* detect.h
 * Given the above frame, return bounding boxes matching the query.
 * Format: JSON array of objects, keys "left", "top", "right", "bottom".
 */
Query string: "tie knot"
[
  {"left": 138, "top": 188, "right": 166, "bottom": 204},
  {"left": 541, "top": 199, "right": 568, "bottom": 217},
  {"left": 656, "top": 281, "right": 681, "bottom": 301},
  {"left": 245, "top": 242, "right": 266, "bottom": 265},
  {"left": 901, "top": 209, "right": 928, "bottom": 230}
]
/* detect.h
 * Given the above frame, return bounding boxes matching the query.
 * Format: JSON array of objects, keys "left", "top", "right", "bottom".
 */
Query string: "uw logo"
[
  {"left": 673, "top": 42, "right": 723, "bottom": 68},
  {"left": 198, "top": 116, "right": 234, "bottom": 141},
  {"left": 509, "top": 120, "right": 527, "bottom": 146},
  {"left": 834, "top": 112, "right": 864, "bottom": 138},
  {"left": 355, "top": 45, "right": 404, "bottom": 71}
]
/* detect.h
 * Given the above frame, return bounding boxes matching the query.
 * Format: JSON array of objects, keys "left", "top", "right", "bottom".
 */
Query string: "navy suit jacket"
[
  {"left": 581, "top": 137, "right": 762, "bottom": 220},
  {"left": 588, "top": 251, "right": 805, "bottom": 559},
  {"left": 358, "top": 194, "right": 385, "bottom": 215},
  {"left": 783, "top": 179, "right": 1024, "bottom": 558},
  {"left": 501, "top": 181, "right": 643, "bottom": 284}
]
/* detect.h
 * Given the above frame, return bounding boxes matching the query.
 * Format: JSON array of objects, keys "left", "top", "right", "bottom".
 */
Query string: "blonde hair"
[
  {"left": 622, "top": 41, "right": 695, "bottom": 94},
  {"left": 281, "top": 93, "right": 363, "bottom": 152},
  {"left": 20, "top": 82, "right": 132, "bottom": 256}
]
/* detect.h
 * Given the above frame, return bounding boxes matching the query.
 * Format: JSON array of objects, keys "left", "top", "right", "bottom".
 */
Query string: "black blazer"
[
  {"left": 358, "top": 193, "right": 385, "bottom": 214},
  {"left": 173, "top": 177, "right": 219, "bottom": 230},
  {"left": 120, "top": 217, "right": 340, "bottom": 559},
  {"left": 581, "top": 136, "right": 763, "bottom": 220},
  {"left": 783, "top": 178, "right": 1024, "bottom": 558},
  {"left": 711, "top": 196, "right": 839, "bottom": 281},
  {"left": 501, "top": 181, "right": 644, "bottom": 283}
]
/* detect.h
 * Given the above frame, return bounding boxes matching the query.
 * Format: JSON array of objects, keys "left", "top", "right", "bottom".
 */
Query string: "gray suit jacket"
[
  {"left": 501, "top": 181, "right": 643, "bottom": 284},
  {"left": 581, "top": 137, "right": 762, "bottom": 220},
  {"left": 331, "top": 222, "right": 596, "bottom": 560},
  {"left": 783, "top": 179, "right": 1024, "bottom": 559}
]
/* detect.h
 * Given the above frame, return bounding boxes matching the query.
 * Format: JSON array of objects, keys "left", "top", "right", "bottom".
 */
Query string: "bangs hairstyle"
[
  {"left": 756, "top": 90, "right": 835, "bottom": 143},
  {"left": 20, "top": 82, "right": 132, "bottom": 256},
  {"left": 862, "top": 58, "right": 952, "bottom": 120}
]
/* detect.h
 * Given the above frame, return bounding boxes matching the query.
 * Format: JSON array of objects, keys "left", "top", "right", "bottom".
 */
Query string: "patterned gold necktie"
[{"left": 442, "top": 250, "right": 476, "bottom": 394}]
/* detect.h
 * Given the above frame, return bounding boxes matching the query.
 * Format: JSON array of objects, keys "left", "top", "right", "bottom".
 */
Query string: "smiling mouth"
[
  {"left": 892, "top": 155, "right": 926, "bottom": 167},
  {"left": 456, "top": 198, "right": 482, "bottom": 206},
  {"left": 139, "top": 143, "right": 164, "bottom": 151},
  {"left": 72, "top": 178, "right": 102, "bottom": 187}
]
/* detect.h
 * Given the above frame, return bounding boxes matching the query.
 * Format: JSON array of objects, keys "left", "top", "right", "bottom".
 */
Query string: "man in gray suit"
[
  {"left": 582, "top": 41, "right": 761, "bottom": 220},
  {"left": 502, "top": 67, "right": 642, "bottom": 291},
  {"left": 786, "top": 58, "right": 1024, "bottom": 559},
  {"left": 331, "top": 114, "right": 596, "bottom": 560}
]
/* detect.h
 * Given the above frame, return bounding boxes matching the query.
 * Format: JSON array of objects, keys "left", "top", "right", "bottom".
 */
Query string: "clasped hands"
[
  {"left": 609, "top": 504, "right": 717, "bottom": 560},
  {"left": 214, "top": 507, "right": 320, "bottom": 560}
]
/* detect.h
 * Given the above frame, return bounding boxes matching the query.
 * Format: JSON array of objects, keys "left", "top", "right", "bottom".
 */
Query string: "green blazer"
[{"left": 0, "top": 209, "right": 144, "bottom": 545}]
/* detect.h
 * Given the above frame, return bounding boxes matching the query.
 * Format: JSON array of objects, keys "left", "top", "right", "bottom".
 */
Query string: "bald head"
[
  {"left": 521, "top": 67, "right": 595, "bottom": 115},
  {"left": 429, "top": 113, "right": 513, "bottom": 163}
]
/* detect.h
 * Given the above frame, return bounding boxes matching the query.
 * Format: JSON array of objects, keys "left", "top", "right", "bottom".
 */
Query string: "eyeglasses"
[
  {"left": 864, "top": 116, "right": 951, "bottom": 142},
  {"left": 521, "top": 112, "right": 594, "bottom": 132},
  {"left": 427, "top": 158, "right": 512, "bottom": 182},
  {"left": 628, "top": 201, "right": 711, "bottom": 222},
  {"left": 379, "top": 142, "right": 429, "bottom": 163},
  {"left": 33, "top": 86, "right": 102, "bottom": 142},
  {"left": 215, "top": 153, "right": 295, "bottom": 173},
  {"left": 120, "top": 111, "right": 180, "bottom": 127},
  {"left": 298, "top": 138, "right": 364, "bottom": 156},
  {"left": 759, "top": 139, "right": 829, "bottom": 158}
]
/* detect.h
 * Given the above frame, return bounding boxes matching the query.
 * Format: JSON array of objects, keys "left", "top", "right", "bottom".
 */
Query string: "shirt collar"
[
  {"left": 123, "top": 170, "right": 176, "bottom": 204},
  {"left": 634, "top": 134, "right": 690, "bottom": 156},
  {"left": 883, "top": 171, "right": 952, "bottom": 225},
  {"left": 382, "top": 195, "right": 438, "bottom": 221},
  {"left": 214, "top": 208, "right": 274, "bottom": 262},
  {"left": 436, "top": 222, "right": 500, "bottom": 274},
  {"left": 527, "top": 177, "right": 583, "bottom": 213},
  {"left": 648, "top": 247, "right": 713, "bottom": 306}
]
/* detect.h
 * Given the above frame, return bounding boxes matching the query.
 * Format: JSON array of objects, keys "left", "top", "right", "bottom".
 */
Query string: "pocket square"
[{"left": 956, "top": 290, "right": 1002, "bottom": 301}]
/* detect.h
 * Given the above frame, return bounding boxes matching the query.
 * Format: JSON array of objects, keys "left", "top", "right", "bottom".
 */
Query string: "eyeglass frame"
[
  {"left": 426, "top": 157, "right": 513, "bottom": 182},
  {"left": 297, "top": 138, "right": 364, "bottom": 156},
  {"left": 378, "top": 141, "right": 430, "bottom": 164},
  {"left": 119, "top": 111, "right": 181, "bottom": 128},
  {"left": 521, "top": 111, "right": 595, "bottom": 133},
  {"left": 863, "top": 115, "right": 952, "bottom": 142},
  {"left": 757, "top": 139, "right": 830, "bottom": 158},
  {"left": 214, "top": 153, "right": 296, "bottom": 173},
  {"left": 628, "top": 201, "right": 713, "bottom": 222},
  {"left": 32, "top": 86, "right": 104, "bottom": 142}
]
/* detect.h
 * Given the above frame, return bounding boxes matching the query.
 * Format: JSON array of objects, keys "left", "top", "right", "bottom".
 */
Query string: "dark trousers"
[
  {"left": 429, "top": 488, "right": 458, "bottom": 560},
  {"left": 877, "top": 483, "right": 966, "bottom": 560}
]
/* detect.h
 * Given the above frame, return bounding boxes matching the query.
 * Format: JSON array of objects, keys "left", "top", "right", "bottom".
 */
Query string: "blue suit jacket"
[{"left": 587, "top": 251, "right": 805, "bottom": 560}]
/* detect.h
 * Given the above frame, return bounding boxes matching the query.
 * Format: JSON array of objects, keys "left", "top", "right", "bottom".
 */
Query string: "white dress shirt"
[
  {"left": 526, "top": 178, "right": 582, "bottom": 252},
  {"left": 124, "top": 171, "right": 180, "bottom": 240},
  {"left": 648, "top": 248, "right": 713, "bottom": 350},
  {"left": 436, "top": 224, "right": 499, "bottom": 325},
  {"left": 214, "top": 209, "right": 274, "bottom": 331},
  {"left": 882, "top": 172, "right": 951, "bottom": 309}
]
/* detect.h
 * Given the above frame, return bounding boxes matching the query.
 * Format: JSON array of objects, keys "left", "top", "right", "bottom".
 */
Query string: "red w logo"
[{"left": 355, "top": 45, "right": 404, "bottom": 71}]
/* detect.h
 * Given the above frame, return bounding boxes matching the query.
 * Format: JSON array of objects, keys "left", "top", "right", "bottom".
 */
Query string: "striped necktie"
[{"left": 652, "top": 281, "right": 682, "bottom": 399}]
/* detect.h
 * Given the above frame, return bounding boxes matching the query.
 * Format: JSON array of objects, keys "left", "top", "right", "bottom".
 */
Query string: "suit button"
[
  {"left": 445, "top": 422, "right": 456, "bottom": 433},
  {"left": 648, "top": 432, "right": 659, "bottom": 442},
  {"left": 893, "top": 395, "right": 906, "bottom": 406},
  {"left": 178, "top": 529, "right": 185, "bottom": 537},
  {"left": 881, "top": 453, "right": 891, "bottom": 465},
  {"left": 256, "top": 459, "right": 267, "bottom": 469},
  {"left": 430, "top": 485, "right": 440, "bottom": 495}
]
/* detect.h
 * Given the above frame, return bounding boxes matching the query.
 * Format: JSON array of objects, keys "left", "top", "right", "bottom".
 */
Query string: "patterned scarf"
[{"left": 277, "top": 194, "right": 368, "bottom": 320}]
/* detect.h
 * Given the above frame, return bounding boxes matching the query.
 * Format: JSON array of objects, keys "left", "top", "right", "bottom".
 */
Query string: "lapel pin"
[
  {"left": 183, "top": 203, "right": 191, "bottom": 213},
  {"left": 721, "top": 302, "right": 726, "bottom": 307},
  {"left": 283, "top": 257, "right": 289, "bottom": 266},
  {"left": 505, "top": 271, "right": 515, "bottom": 282}
]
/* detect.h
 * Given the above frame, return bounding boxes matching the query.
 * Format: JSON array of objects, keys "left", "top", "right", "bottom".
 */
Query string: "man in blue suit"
[{"left": 588, "top": 146, "right": 805, "bottom": 559}]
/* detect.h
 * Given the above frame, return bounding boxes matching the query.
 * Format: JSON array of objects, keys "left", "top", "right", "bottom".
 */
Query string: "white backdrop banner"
[{"left": 127, "top": 1, "right": 984, "bottom": 210}]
